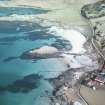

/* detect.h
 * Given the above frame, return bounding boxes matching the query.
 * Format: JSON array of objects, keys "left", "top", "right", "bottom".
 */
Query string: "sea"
[{"left": 0, "top": 20, "right": 70, "bottom": 105}]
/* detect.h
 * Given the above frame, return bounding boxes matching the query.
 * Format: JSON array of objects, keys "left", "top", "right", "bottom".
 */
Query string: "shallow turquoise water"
[
  {"left": 0, "top": 21, "right": 70, "bottom": 105},
  {"left": 0, "top": 7, "right": 50, "bottom": 16}
]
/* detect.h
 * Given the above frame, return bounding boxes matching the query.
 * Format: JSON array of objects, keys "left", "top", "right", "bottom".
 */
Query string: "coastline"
[
  {"left": 0, "top": 0, "right": 104, "bottom": 105},
  {"left": 48, "top": 1, "right": 105, "bottom": 105}
]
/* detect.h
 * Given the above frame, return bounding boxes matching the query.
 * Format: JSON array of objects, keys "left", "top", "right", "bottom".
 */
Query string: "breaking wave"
[{"left": 48, "top": 26, "right": 98, "bottom": 69}]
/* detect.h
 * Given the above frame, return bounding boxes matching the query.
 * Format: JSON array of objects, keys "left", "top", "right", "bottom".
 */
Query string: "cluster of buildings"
[{"left": 81, "top": 65, "right": 105, "bottom": 90}]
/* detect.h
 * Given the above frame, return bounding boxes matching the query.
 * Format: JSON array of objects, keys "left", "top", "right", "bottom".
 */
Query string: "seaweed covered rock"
[
  {"left": 81, "top": 1, "right": 105, "bottom": 19},
  {"left": 0, "top": 74, "right": 42, "bottom": 93}
]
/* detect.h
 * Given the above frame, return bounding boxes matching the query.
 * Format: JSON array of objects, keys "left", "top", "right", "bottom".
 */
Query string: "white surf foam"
[
  {"left": 48, "top": 26, "right": 86, "bottom": 53},
  {"left": 48, "top": 26, "right": 98, "bottom": 69}
]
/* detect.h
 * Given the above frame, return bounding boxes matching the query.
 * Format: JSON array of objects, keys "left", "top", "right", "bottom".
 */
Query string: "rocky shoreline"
[
  {"left": 47, "top": 68, "right": 90, "bottom": 105},
  {"left": 47, "top": 69, "right": 81, "bottom": 105}
]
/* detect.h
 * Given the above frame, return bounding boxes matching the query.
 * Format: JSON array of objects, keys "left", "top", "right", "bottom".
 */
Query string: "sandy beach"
[{"left": 80, "top": 85, "right": 105, "bottom": 105}]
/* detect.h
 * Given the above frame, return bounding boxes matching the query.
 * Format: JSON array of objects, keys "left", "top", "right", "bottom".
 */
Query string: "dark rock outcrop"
[
  {"left": 20, "top": 46, "right": 62, "bottom": 60},
  {"left": 81, "top": 1, "right": 105, "bottom": 19}
]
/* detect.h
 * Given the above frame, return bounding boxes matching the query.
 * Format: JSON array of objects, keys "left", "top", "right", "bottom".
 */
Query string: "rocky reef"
[
  {"left": 20, "top": 46, "right": 62, "bottom": 60},
  {"left": 81, "top": 1, "right": 105, "bottom": 19},
  {"left": 0, "top": 74, "right": 42, "bottom": 93}
]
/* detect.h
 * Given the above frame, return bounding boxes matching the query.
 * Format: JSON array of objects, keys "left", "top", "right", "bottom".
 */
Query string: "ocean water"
[
  {"left": 0, "top": 20, "right": 72, "bottom": 105},
  {"left": 0, "top": 2, "right": 99, "bottom": 104},
  {"left": 0, "top": 15, "right": 98, "bottom": 104},
  {"left": 0, "top": 17, "right": 98, "bottom": 105},
  {"left": 0, "top": 7, "right": 50, "bottom": 16}
]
